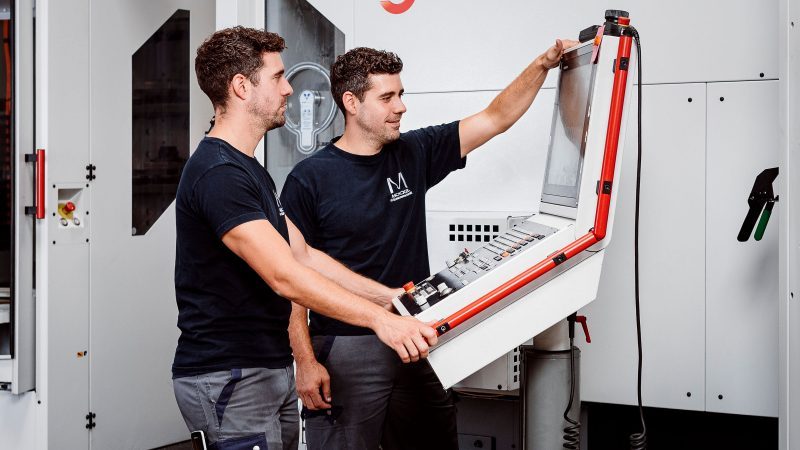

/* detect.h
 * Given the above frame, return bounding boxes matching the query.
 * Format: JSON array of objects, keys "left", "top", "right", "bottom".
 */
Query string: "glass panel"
[
  {"left": 541, "top": 43, "right": 596, "bottom": 207},
  {"left": 265, "top": 0, "right": 345, "bottom": 192},
  {"left": 0, "top": 3, "right": 13, "bottom": 357},
  {"left": 131, "top": 9, "right": 190, "bottom": 236}
]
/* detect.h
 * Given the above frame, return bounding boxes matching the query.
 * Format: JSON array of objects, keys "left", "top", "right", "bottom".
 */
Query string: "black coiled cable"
[
  {"left": 628, "top": 25, "right": 648, "bottom": 450},
  {"left": 562, "top": 338, "right": 580, "bottom": 449}
]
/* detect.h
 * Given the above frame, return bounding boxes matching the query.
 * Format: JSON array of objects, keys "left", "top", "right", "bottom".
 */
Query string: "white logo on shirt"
[{"left": 387, "top": 172, "right": 413, "bottom": 202}]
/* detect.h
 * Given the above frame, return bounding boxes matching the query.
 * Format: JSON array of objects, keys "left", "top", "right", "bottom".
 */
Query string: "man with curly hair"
[
  {"left": 281, "top": 40, "right": 578, "bottom": 449},
  {"left": 172, "top": 28, "right": 438, "bottom": 450}
]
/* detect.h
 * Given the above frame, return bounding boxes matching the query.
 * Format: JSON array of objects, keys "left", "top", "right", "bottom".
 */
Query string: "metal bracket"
[{"left": 552, "top": 253, "right": 568, "bottom": 265}]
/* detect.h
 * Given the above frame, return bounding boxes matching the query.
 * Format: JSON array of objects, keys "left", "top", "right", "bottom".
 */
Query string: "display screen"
[{"left": 541, "top": 43, "right": 596, "bottom": 207}]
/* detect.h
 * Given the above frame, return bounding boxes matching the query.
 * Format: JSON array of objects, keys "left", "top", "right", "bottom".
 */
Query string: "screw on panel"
[
  {"left": 760, "top": 73, "right": 765, "bottom": 78},
  {"left": 686, "top": 392, "right": 692, "bottom": 397},
  {"left": 720, "top": 97, "right": 725, "bottom": 102},
  {"left": 718, "top": 394, "right": 723, "bottom": 400},
  {"left": 688, "top": 98, "right": 693, "bottom": 102}
]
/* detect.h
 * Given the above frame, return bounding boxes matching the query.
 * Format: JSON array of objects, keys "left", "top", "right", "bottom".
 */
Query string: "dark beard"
[{"left": 250, "top": 102, "right": 286, "bottom": 132}]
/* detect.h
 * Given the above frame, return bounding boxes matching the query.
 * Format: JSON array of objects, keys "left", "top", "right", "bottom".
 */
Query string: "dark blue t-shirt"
[
  {"left": 280, "top": 121, "right": 465, "bottom": 336},
  {"left": 172, "top": 137, "right": 292, "bottom": 378}
]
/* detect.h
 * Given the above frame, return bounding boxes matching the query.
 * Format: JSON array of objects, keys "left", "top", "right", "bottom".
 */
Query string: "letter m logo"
[{"left": 387, "top": 172, "right": 408, "bottom": 194}]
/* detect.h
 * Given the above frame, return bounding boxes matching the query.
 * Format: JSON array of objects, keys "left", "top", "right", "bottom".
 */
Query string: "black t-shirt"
[
  {"left": 172, "top": 137, "right": 292, "bottom": 378},
  {"left": 280, "top": 121, "right": 465, "bottom": 336}
]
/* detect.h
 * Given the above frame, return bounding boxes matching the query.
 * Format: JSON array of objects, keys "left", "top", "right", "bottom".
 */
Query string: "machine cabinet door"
[
  {"left": 706, "top": 81, "right": 779, "bottom": 417},
  {"left": 87, "top": 1, "right": 213, "bottom": 448},
  {"left": 581, "top": 84, "right": 707, "bottom": 411},
  {"left": 0, "top": 0, "right": 36, "bottom": 395}
]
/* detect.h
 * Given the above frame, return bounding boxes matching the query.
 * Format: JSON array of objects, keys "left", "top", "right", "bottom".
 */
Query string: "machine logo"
[
  {"left": 387, "top": 172, "right": 413, "bottom": 202},
  {"left": 380, "top": 0, "right": 414, "bottom": 14}
]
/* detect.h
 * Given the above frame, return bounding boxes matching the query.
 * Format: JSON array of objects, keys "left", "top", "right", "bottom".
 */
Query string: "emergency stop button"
[{"left": 64, "top": 201, "right": 76, "bottom": 213}]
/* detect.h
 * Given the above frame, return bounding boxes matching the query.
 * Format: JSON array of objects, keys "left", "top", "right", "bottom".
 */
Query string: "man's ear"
[
  {"left": 342, "top": 91, "right": 358, "bottom": 116},
  {"left": 230, "top": 73, "right": 249, "bottom": 101}
]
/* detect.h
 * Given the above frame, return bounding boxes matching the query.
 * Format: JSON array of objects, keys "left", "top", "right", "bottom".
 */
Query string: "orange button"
[{"left": 402, "top": 282, "right": 416, "bottom": 292}]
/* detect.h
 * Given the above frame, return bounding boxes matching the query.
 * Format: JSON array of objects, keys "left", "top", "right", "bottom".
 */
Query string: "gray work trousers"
[
  {"left": 303, "top": 335, "right": 399, "bottom": 450},
  {"left": 173, "top": 366, "right": 299, "bottom": 450}
]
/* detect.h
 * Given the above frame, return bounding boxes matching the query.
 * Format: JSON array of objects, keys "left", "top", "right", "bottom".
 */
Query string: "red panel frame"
[{"left": 434, "top": 33, "right": 633, "bottom": 336}]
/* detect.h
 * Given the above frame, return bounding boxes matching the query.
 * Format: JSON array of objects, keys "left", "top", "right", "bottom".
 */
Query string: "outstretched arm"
[{"left": 221, "top": 219, "right": 436, "bottom": 363}]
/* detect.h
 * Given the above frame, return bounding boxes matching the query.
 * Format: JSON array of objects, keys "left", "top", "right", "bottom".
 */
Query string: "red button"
[
  {"left": 402, "top": 282, "right": 416, "bottom": 292},
  {"left": 64, "top": 202, "right": 76, "bottom": 212}
]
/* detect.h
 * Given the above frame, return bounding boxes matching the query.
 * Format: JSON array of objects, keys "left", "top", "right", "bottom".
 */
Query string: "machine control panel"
[{"left": 397, "top": 220, "right": 559, "bottom": 315}]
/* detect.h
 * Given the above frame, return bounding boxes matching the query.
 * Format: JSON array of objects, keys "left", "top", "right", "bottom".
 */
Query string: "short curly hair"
[
  {"left": 195, "top": 26, "right": 286, "bottom": 110},
  {"left": 330, "top": 47, "right": 403, "bottom": 114}
]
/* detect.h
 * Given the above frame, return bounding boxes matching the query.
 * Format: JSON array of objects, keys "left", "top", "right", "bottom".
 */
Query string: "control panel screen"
[{"left": 541, "top": 43, "right": 596, "bottom": 208}]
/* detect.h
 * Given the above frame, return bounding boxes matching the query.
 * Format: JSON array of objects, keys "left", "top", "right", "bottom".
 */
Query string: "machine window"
[{"left": 131, "top": 9, "right": 190, "bottom": 236}]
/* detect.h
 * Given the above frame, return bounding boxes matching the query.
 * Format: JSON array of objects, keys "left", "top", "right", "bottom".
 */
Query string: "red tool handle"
[
  {"left": 35, "top": 148, "right": 45, "bottom": 219},
  {"left": 575, "top": 315, "right": 591, "bottom": 343}
]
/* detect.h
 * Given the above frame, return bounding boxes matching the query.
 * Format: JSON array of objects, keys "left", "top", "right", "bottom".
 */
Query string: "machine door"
[
  {"left": 0, "top": 0, "right": 35, "bottom": 394},
  {"left": 87, "top": 1, "right": 213, "bottom": 448},
  {"left": 265, "top": 0, "right": 344, "bottom": 191}
]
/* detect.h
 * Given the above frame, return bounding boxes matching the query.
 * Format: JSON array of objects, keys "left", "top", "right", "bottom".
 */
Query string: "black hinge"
[
  {"left": 86, "top": 164, "right": 96, "bottom": 181},
  {"left": 85, "top": 412, "right": 96, "bottom": 429}
]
